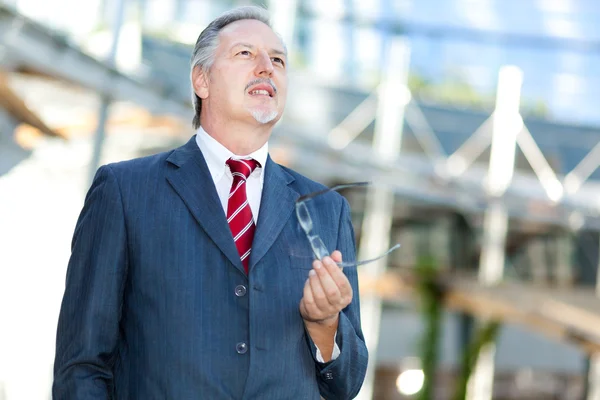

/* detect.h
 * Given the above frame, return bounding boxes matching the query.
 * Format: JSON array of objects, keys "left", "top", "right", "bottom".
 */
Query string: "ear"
[{"left": 192, "top": 66, "right": 209, "bottom": 99}]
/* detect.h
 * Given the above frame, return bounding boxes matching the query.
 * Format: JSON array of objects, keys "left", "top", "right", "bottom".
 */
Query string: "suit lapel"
[
  {"left": 165, "top": 137, "right": 245, "bottom": 274},
  {"left": 250, "top": 156, "right": 298, "bottom": 271}
]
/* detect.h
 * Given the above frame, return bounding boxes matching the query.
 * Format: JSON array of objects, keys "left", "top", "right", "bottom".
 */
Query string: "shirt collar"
[{"left": 195, "top": 126, "right": 268, "bottom": 182}]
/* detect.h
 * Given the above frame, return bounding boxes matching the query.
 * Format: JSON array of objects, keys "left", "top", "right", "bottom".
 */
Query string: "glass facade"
[{"left": 295, "top": 0, "right": 600, "bottom": 125}]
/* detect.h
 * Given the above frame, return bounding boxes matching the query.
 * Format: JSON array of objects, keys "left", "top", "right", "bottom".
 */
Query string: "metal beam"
[
  {"left": 0, "top": 4, "right": 190, "bottom": 119},
  {"left": 327, "top": 91, "right": 377, "bottom": 150},
  {"left": 404, "top": 101, "right": 447, "bottom": 163},
  {"left": 516, "top": 124, "right": 563, "bottom": 202},
  {"left": 564, "top": 142, "right": 600, "bottom": 195},
  {"left": 446, "top": 116, "right": 493, "bottom": 177},
  {"left": 275, "top": 127, "right": 600, "bottom": 231},
  {"left": 0, "top": 70, "right": 60, "bottom": 137}
]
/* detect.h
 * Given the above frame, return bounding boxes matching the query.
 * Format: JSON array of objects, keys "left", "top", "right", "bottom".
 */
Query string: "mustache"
[{"left": 245, "top": 78, "right": 277, "bottom": 94}]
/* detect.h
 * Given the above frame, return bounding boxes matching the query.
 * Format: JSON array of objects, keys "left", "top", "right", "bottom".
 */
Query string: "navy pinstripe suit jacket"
[{"left": 53, "top": 136, "right": 368, "bottom": 399}]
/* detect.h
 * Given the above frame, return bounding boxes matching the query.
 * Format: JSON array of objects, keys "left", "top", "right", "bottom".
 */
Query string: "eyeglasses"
[{"left": 295, "top": 182, "right": 401, "bottom": 268}]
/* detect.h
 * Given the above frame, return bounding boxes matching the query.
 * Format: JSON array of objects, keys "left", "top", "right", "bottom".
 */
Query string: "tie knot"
[{"left": 227, "top": 158, "right": 260, "bottom": 180}]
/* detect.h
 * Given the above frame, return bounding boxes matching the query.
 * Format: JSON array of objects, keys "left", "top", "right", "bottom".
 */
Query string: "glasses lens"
[
  {"left": 309, "top": 235, "right": 330, "bottom": 261},
  {"left": 295, "top": 202, "right": 313, "bottom": 233}
]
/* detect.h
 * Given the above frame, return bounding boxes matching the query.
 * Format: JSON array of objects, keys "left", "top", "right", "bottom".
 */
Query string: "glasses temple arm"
[
  {"left": 296, "top": 182, "right": 370, "bottom": 202},
  {"left": 336, "top": 243, "right": 401, "bottom": 268}
]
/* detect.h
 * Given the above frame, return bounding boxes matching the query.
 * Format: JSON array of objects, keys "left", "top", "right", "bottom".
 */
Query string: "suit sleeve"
[
  {"left": 307, "top": 197, "right": 369, "bottom": 399},
  {"left": 53, "top": 165, "right": 128, "bottom": 399}
]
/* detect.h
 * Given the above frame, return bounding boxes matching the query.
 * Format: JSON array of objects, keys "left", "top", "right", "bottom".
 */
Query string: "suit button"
[
  {"left": 235, "top": 285, "right": 247, "bottom": 297},
  {"left": 236, "top": 342, "right": 248, "bottom": 354}
]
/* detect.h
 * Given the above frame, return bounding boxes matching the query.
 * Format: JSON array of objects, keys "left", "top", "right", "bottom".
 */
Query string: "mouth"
[
  {"left": 247, "top": 83, "right": 275, "bottom": 98},
  {"left": 248, "top": 89, "right": 272, "bottom": 97}
]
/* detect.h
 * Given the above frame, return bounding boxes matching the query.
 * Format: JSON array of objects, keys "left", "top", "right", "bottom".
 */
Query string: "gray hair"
[{"left": 189, "top": 6, "right": 275, "bottom": 129}]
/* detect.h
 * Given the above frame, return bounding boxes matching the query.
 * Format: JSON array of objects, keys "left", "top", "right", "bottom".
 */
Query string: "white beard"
[{"left": 250, "top": 109, "right": 278, "bottom": 124}]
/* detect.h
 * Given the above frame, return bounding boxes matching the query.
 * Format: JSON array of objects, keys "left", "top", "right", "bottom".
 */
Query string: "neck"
[{"left": 200, "top": 117, "right": 272, "bottom": 156}]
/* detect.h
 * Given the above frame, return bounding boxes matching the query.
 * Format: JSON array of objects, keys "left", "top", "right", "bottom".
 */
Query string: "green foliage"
[
  {"left": 414, "top": 256, "right": 501, "bottom": 400},
  {"left": 415, "top": 256, "right": 443, "bottom": 400},
  {"left": 414, "top": 78, "right": 489, "bottom": 109},
  {"left": 452, "top": 321, "right": 501, "bottom": 400},
  {"left": 407, "top": 74, "right": 432, "bottom": 94},
  {"left": 407, "top": 70, "right": 549, "bottom": 118}
]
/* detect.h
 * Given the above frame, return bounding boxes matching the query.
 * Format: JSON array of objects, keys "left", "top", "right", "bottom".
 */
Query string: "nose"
[{"left": 254, "top": 50, "right": 274, "bottom": 77}]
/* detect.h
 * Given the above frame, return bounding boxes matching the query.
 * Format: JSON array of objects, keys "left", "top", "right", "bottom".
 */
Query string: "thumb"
[{"left": 330, "top": 250, "right": 343, "bottom": 263}]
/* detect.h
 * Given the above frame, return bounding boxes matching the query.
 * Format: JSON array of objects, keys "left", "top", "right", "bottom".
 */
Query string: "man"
[{"left": 53, "top": 5, "right": 368, "bottom": 399}]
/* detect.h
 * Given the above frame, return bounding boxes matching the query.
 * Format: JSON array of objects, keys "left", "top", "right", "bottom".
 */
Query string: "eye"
[
  {"left": 272, "top": 57, "right": 285, "bottom": 66},
  {"left": 237, "top": 50, "right": 252, "bottom": 56}
]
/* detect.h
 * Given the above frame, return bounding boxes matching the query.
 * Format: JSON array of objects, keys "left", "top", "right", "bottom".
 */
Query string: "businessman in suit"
[{"left": 53, "top": 5, "right": 368, "bottom": 399}]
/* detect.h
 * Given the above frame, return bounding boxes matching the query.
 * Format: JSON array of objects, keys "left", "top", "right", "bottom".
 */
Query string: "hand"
[{"left": 299, "top": 251, "right": 353, "bottom": 324}]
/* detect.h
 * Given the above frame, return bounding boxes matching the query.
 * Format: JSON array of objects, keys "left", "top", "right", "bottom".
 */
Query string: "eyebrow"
[{"left": 231, "top": 42, "right": 287, "bottom": 57}]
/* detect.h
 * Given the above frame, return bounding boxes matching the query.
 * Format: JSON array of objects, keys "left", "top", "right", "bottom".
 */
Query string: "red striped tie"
[{"left": 226, "top": 158, "right": 260, "bottom": 274}]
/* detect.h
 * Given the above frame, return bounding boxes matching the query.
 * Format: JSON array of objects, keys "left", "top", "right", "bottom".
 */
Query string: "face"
[{"left": 193, "top": 19, "right": 288, "bottom": 126}]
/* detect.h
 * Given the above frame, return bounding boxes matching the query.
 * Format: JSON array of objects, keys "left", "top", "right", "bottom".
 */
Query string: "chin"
[{"left": 250, "top": 109, "right": 279, "bottom": 125}]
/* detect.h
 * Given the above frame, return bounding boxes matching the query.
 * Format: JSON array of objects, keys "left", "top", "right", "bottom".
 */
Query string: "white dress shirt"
[
  {"left": 195, "top": 127, "right": 340, "bottom": 363},
  {"left": 195, "top": 127, "right": 267, "bottom": 220}
]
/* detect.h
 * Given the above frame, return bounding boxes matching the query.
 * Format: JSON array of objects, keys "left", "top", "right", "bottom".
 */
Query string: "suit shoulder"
[{"left": 278, "top": 164, "right": 326, "bottom": 190}]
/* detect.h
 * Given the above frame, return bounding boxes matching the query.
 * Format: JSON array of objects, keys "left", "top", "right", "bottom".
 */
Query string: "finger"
[
  {"left": 326, "top": 250, "right": 348, "bottom": 284},
  {"left": 314, "top": 258, "right": 342, "bottom": 307},
  {"left": 331, "top": 250, "right": 343, "bottom": 264},
  {"left": 301, "top": 276, "right": 317, "bottom": 317},
  {"left": 323, "top": 255, "right": 353, "bottom": 298},
  {"left": 308, "top": 266, "right": 330, "bottom": 311}
]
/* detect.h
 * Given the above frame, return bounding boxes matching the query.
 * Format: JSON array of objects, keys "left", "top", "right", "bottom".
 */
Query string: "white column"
[
  {"left": 467, "top": 66, "right": 523, "bottom": 400},
  {"left": 115, "top": 1, "right": 142, "bottom": 74},
  {"left": 588, "top": 244, "right": 600, "bottom": 400},
  {"left": 588, "top": 353, "right": 600, "bottom": 400},
  {"left": 486, "top": 66, "right": 523, "bottom": 198},
  {"left": 355, "top": 37, "right": 410, "bottom": 400}
]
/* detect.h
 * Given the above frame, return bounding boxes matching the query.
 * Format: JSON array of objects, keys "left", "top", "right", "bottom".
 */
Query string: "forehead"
[{"left": 218, "top": 19, "right": 284, "bottom": 51}]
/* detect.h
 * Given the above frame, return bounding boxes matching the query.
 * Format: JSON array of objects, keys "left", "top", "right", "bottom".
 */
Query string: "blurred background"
[{"left": 2, "top": 0, "right": 600, "bottom": 399}]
